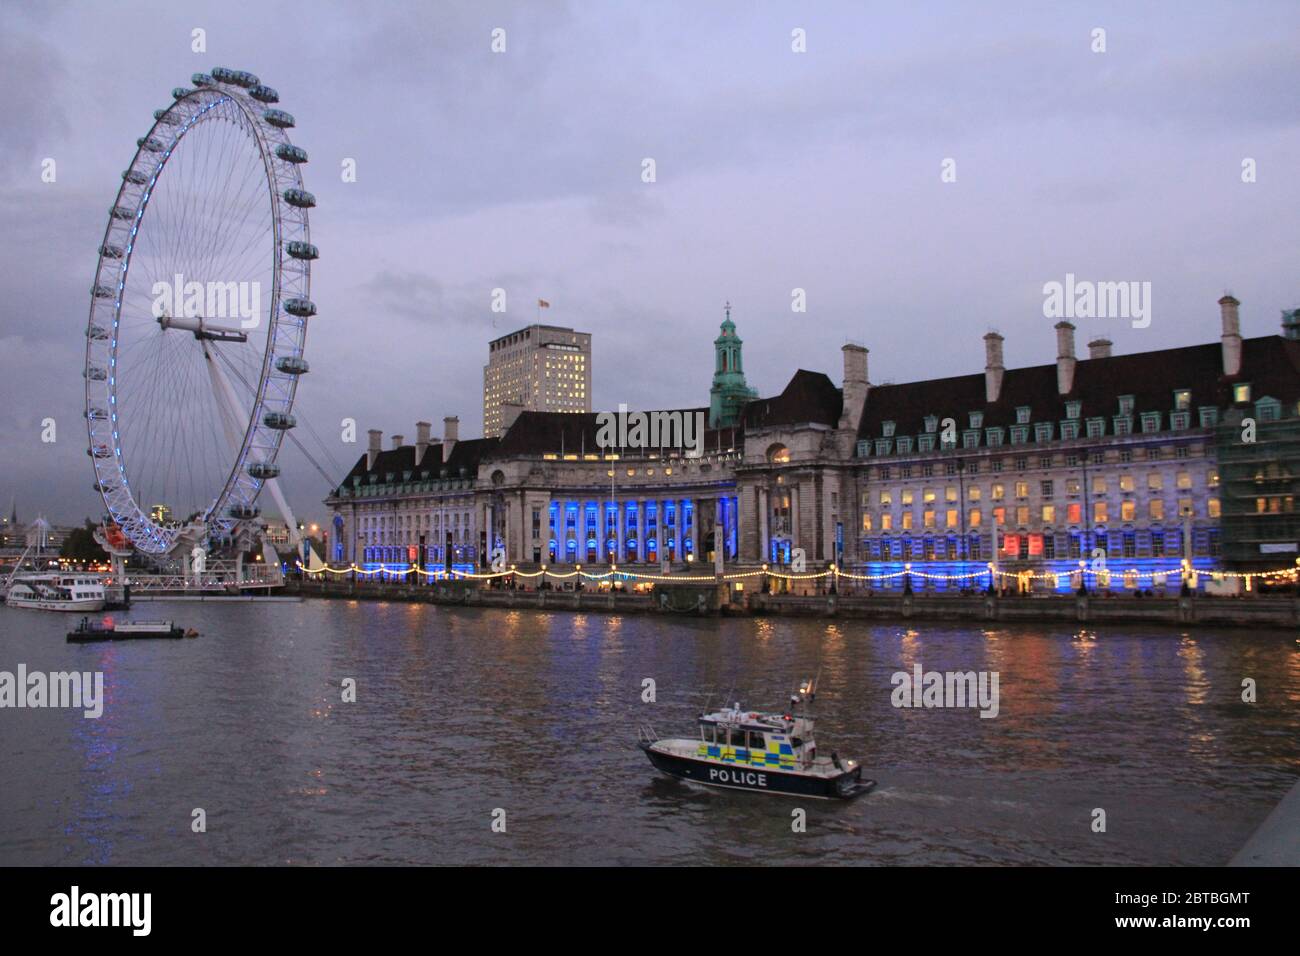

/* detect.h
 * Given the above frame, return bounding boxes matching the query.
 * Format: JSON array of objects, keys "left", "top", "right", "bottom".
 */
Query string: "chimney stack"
[
  {"left": 367, "top": 429, "right": 382, "bottom": 470},
  {"left": 1087, "top": 338, "right": 1113, "bottom": 360},
  {"left": 1219, "top": 294, "right": 1242, "bottom": 376},
  {"left": 442, "top": 415, "right": 459, "bottom": 458},
  {"left": 415, "top": 421, "right": 431, "bottom": 464},
  {"left": 983, "top": 332, "right": 1005, "bottom": 404},
  {"left": 498, "top": 403, "right": 523, "bottom": 435},
  {"left": 1054, "top": 321, "right": 1077, "bottom": 395},
  {"left": 837, "top": 344, "right": 870, "bottom": 433},
  {"left": 391, "top": 434, "right": 404, "bottom": 450}
]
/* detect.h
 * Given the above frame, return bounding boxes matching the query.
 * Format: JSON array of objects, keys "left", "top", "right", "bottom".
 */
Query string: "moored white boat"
[{"left": 4, "top": 573, "right": 107, "bottom": 612}]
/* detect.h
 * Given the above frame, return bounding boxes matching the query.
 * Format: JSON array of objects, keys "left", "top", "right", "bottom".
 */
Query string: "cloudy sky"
[{"left": 2, "top": 0, "right": 1298, "bottom": 526}]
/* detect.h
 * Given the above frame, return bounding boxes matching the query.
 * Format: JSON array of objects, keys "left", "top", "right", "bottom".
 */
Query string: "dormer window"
[
  {"left": 969, "top": 411, "right": 984, "bottom": 429},
  {"left": 1065, "top": 401, "right": 1081, "bottom": 420},
  {"left": 896, "top": 436, "right": 914, "bottom": 454},
  {"left": 1233, "top": 383, "right": 1252, "bottom": 404},
  {"left": 1197, "top": 407, "right": 1218, "bottom": 428},
  {"left": 1016, "top": 406, "right": 1031, "bottom": 425},
  {"left": 1118, "top": 395, "right": 1135, "bottom": 416},
  {"left": 882, "top": 421, "right": 896, "bottom": 438},
  {"left": 1141, "top": 411, "right": 1161, "bottom": 433},
  {"left": 923, "top": 415, "right": 938, "bottom": 433},
  {"left": 1256, "top": 397, "right": 1281, "bottom": 422},
  {"left": 1086, "top": 418, "right": 1105, "bottom": 438},
  {"left": 1173, "top": 389, "right": 1192, "bottom": 410}
]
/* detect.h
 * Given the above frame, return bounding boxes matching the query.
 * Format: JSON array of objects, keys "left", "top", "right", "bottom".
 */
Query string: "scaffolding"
[{"left": 1214, "top": 415, "right": 1300, "bottom": 570}]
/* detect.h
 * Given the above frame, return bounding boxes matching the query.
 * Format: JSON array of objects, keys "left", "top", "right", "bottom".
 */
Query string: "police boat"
[{"left": 638, "top": 681, "right": 875, "bottom": 800}]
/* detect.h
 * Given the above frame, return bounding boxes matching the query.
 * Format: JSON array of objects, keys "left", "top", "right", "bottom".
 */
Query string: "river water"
[{"left": 1, "top": 599, "right": 1298, "bottom": 866}]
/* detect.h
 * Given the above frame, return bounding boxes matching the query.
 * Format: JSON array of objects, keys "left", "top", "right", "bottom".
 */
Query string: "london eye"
[{"left": 84, "top": 67, "right": 315, "bottom": 556}]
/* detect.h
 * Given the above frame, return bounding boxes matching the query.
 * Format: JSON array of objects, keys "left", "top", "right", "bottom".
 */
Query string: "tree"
[{"left": 60, "top": 520, "right": 109, "bottom": 564}]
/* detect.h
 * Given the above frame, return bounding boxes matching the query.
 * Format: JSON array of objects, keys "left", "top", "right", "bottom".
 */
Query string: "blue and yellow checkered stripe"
[{"left": 696, "top": 738, "right": 796, "bottom": 769}]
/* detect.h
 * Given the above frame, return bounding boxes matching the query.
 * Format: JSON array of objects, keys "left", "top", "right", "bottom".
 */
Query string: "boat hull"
[
  {"left": 67, "top": 627, "right": 187, "bottom": 643},
  {"left": 6, "top": 597, "right": 106, "bottom": 612},
  {"left": 641, "top": 743, "right": 873, "bottom": 799}
]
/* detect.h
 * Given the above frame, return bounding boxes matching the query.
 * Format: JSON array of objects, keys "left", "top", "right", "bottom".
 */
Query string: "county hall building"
[{"left": 325, "top": 296, "right": 1300, "bottom": 591}]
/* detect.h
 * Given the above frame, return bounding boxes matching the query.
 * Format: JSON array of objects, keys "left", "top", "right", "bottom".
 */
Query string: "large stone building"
[
  {"left": 326, "top": 297, "right": 1300, "bottom": 590},
  {"left": 482, "top": 323, "right": 591, "bottom": 438}
]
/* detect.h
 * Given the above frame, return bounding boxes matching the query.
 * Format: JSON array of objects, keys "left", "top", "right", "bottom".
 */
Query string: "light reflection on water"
[{"left": 1, "top": 600, "right": 1298, "bottom": 866}]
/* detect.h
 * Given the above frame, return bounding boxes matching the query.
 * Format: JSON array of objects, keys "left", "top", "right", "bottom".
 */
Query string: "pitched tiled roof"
[
  {"left": 743, "top": 369, "right": 843, "bottom": 429},
  {"left": 488, "top": 407, "right": 740, "bottom": 458},
  {"left": 857, "top": 335, "right": 1300, "bottom": 441},
  {"left": 337, "top": 436, "right": 500, "bottom": 486}
]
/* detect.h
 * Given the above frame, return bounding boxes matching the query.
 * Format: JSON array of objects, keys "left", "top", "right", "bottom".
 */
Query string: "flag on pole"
[{"left": 538, "top": 299, "right": 550, "bottom": 308}]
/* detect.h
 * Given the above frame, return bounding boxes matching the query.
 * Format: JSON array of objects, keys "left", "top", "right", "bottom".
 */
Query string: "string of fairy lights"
[{"left": 296, "top": 557, "right": 1300, "bottom": 588}]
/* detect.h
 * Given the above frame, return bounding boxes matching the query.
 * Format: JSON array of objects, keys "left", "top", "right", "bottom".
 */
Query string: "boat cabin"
[{"left": 696, "top": 705, "right": 815, "bottom": 769}]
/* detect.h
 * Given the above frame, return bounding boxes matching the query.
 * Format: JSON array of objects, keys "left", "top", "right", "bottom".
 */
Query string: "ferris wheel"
[{"left": 84, "top": 67, "right": 315, "bottom": 555}]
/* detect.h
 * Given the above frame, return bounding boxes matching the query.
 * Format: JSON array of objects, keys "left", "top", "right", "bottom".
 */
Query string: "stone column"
[
  {"left": 759, "top": 488, "right": 770, "bottom": 563},
  {"left": 689, "top": 498, "right": 699, "bottom": 561},
  {"left": 658, "top": 501, "right": 668, "bottom": 572},
  {"left": 616, "top": 499, "right": 625, "bottom": 561},
  {"left": 681, "top": 499, "right": 689, "bottom": 558},
  {"left": 714, "top": 497, "right": 725, "bottom": 574},
  {"left": 636, "top": 499, "right": 646, "bottom": 562},
  {"left": 790, "top": 483, "right": 801, "bottom": 551}
]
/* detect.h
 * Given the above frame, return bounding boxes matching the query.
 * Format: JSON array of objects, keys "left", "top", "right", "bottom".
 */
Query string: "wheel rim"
[{"left": 84, "top": 71, "right": 313, "bottom": 555}]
